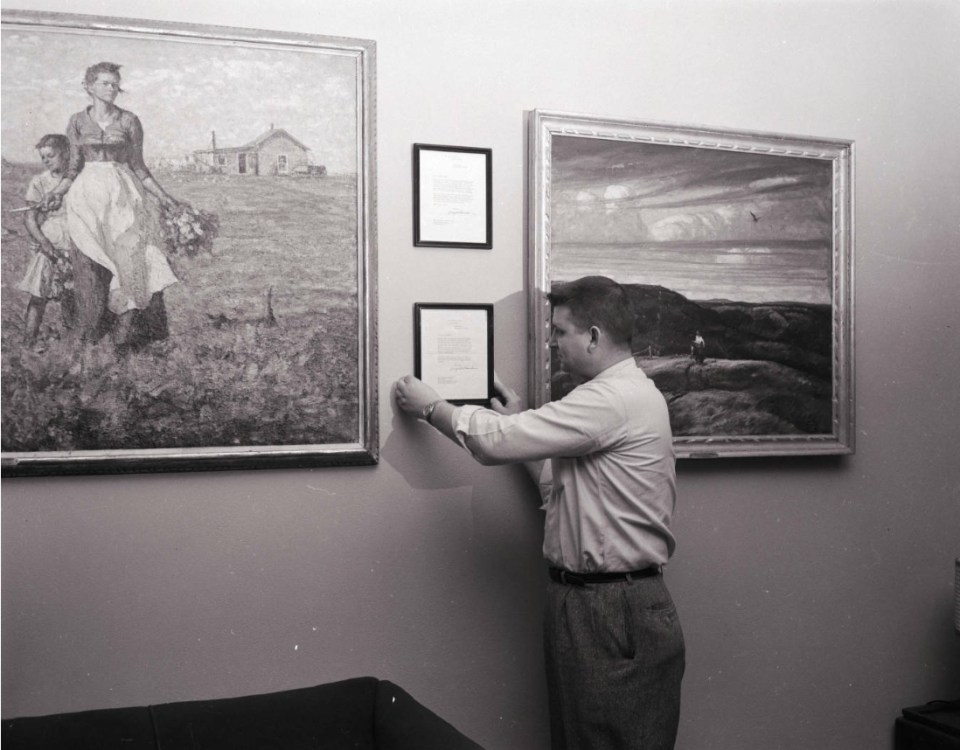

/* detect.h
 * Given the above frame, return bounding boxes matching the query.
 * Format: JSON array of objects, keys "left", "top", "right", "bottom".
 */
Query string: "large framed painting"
[
  {"left": 1, "top": 10, "right": 377, "bottom": 475},
  {"left": 529, "top": 110, "right": 854, "bottom": 458}
]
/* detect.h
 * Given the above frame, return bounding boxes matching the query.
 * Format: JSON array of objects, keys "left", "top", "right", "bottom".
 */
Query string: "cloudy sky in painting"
[
  {"left": 550, "top": 136, "right": 834, "bottom": 304},
  {"left": 2, "top": 27, "right": 359, "bottom": 173}
]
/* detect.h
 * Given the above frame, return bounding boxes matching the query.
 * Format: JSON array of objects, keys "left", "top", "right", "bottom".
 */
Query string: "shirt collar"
[{"left": 594, "top": 356, "right": 644, "bottom": 381}]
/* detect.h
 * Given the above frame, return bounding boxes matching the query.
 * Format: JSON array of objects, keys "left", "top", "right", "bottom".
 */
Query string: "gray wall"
[{"left": 3, "top": 2, "right": 959, "bottom": 749}]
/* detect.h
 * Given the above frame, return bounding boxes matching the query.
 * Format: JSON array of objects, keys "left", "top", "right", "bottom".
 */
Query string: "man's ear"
[{"left": 588, "top": 326, "right": 601, "bottom": 351}]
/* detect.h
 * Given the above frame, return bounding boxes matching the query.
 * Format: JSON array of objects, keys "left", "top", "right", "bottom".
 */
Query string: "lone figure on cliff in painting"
[
  {"left": 691, "top": 330, "right": 706, "bottom": 365},
  {"left": 393, "top": 275, "right": 685, "bottom": 750}
]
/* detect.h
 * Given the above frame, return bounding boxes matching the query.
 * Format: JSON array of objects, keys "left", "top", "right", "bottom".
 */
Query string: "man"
[
  {"left": 692, "top": 330, "right": 706, "bottom": 365},
  {"left": 393, "top": 276, "right": 684, "bottom": 750}
]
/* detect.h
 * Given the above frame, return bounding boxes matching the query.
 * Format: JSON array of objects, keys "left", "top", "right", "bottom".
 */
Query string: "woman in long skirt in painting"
[{"left": 42, "top": 62, "right": 182, "bottom": 347}]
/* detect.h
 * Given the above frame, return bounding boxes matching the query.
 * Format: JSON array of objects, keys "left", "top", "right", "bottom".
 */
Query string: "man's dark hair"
[{"left": 547, "top": 275, "right": 635, "bottom": 346}]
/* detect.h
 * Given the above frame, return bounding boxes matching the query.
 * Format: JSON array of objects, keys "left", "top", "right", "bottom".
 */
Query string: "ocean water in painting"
[
  {"left": 553, "top": 239, "right": 831, "bottom": 305},
  {"left": 550, "top": 135, "right": 834, "bottom": 305}
]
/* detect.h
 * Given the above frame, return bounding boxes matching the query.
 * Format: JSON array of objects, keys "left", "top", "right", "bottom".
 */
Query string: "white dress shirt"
[{"left": 453, "top": 358, "right": 677, "bottom": 573}]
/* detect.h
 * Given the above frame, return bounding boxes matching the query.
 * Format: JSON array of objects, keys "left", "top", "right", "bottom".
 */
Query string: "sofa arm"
[{"left": 374, "top": 680, "right": 484, "bottom": 750}]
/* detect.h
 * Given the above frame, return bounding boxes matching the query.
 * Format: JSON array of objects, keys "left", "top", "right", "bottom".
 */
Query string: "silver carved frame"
[
  {"left": 528, "top": 110, "right": 854, "bottom": 459},
  {"left": 1, "top": 10, "right": 377, "bottom": 475}
]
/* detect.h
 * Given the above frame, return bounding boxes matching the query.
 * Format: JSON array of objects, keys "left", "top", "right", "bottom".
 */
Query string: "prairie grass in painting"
[{"left": 1, "top": 165, "right": 359, "bottom": 451}]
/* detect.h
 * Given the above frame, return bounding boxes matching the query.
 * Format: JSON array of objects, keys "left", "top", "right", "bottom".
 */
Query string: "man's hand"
[
  {"left": 393, "top": 375, "right": 441, "bottom": 417},
  {"left": 491, "top": 379, "right": 523, "bottom": 415}
]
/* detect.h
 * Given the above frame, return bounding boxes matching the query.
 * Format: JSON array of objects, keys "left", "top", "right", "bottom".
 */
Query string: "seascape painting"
[
  {"left": 0, "top": 12, "right": 377, "bottom": 475},
  {"left": 529, "top": 111, "right": 854, "bottom": 458}
]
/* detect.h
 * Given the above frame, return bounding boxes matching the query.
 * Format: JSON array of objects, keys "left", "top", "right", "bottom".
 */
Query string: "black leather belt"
[{"left": 548, "top": 566, "right": 660, "bottom": 586}]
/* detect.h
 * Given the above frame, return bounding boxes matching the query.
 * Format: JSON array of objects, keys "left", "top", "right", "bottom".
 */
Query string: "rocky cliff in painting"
[{"left": 552, "top": 283, "right": 834, "bottom": 437}]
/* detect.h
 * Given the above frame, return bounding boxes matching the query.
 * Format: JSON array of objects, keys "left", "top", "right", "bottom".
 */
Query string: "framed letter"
[
  {"left": 413, "top": 144, "right": 492, "bottom": 249},
  {"left": 414, "top": 304, "right": 494, "bottom": 405}
]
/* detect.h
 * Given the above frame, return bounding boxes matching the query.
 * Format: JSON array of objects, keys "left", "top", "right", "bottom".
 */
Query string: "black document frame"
[
  {"left": 414, "top": 303, "right": 494, "bottom": 406},
  {"left": 413, "top": 144, "right": 493, "bottom": 249}
]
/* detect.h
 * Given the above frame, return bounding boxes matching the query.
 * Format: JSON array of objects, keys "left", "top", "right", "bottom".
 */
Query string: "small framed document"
[
  {"left": 413, "top": 144, "right": 492, "bottom": 249},
  {"left": 414, "top": 304, "right": 494, "bottom": 405}
]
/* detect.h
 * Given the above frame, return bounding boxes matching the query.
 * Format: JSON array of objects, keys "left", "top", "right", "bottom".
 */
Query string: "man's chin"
[{"left": 557, "top": 367, "right": 586, "bottom": 386}]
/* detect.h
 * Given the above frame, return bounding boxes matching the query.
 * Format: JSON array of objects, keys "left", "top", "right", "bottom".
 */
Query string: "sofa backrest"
[
  {"left": 153, "top": 676, "right": 380, "bottom": 749},
  {"left": 2, "top": 677, "right": 485, "bottom": 749},
  {"left": 3, "top": 677, "right": 380, "bottom": 750},
  {"left": 2, "top": 704, "right": 156, "bottom": 749}
]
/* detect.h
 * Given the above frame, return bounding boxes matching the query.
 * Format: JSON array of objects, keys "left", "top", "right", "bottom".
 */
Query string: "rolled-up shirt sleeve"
[{"left": 452, "top": 382, "right": 627, "bottom": 466}]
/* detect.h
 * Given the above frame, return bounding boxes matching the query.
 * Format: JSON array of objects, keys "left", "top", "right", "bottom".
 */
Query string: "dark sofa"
[{"left": 2, "top": 676, "right": 485, "bottom": 749}]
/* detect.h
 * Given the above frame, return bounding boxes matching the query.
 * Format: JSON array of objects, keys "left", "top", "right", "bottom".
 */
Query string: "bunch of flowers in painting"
[
  {"left": 32, "top": 240, "right": 74, "bottom": 299},
  {"left": 160, "top": 203, "right": 220, "bottom": 258}
]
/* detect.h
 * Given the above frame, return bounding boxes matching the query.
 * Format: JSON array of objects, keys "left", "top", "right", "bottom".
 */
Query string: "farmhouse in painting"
[{"left": 193, "top": 125, "right": 313, "bottom": 175}]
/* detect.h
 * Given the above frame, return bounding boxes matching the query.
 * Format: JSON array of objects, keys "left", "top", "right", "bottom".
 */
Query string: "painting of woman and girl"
[
  {"left": 2, "top": 13, "right": 374, "bottom": 470},
  {"left": 16, "top": 62, "right": 185, "bottom": 351}
]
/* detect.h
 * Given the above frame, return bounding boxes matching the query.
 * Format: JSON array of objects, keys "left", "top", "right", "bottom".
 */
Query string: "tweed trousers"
[{"left": 543, "top": 573, "right": 685, "bottom": 750}]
